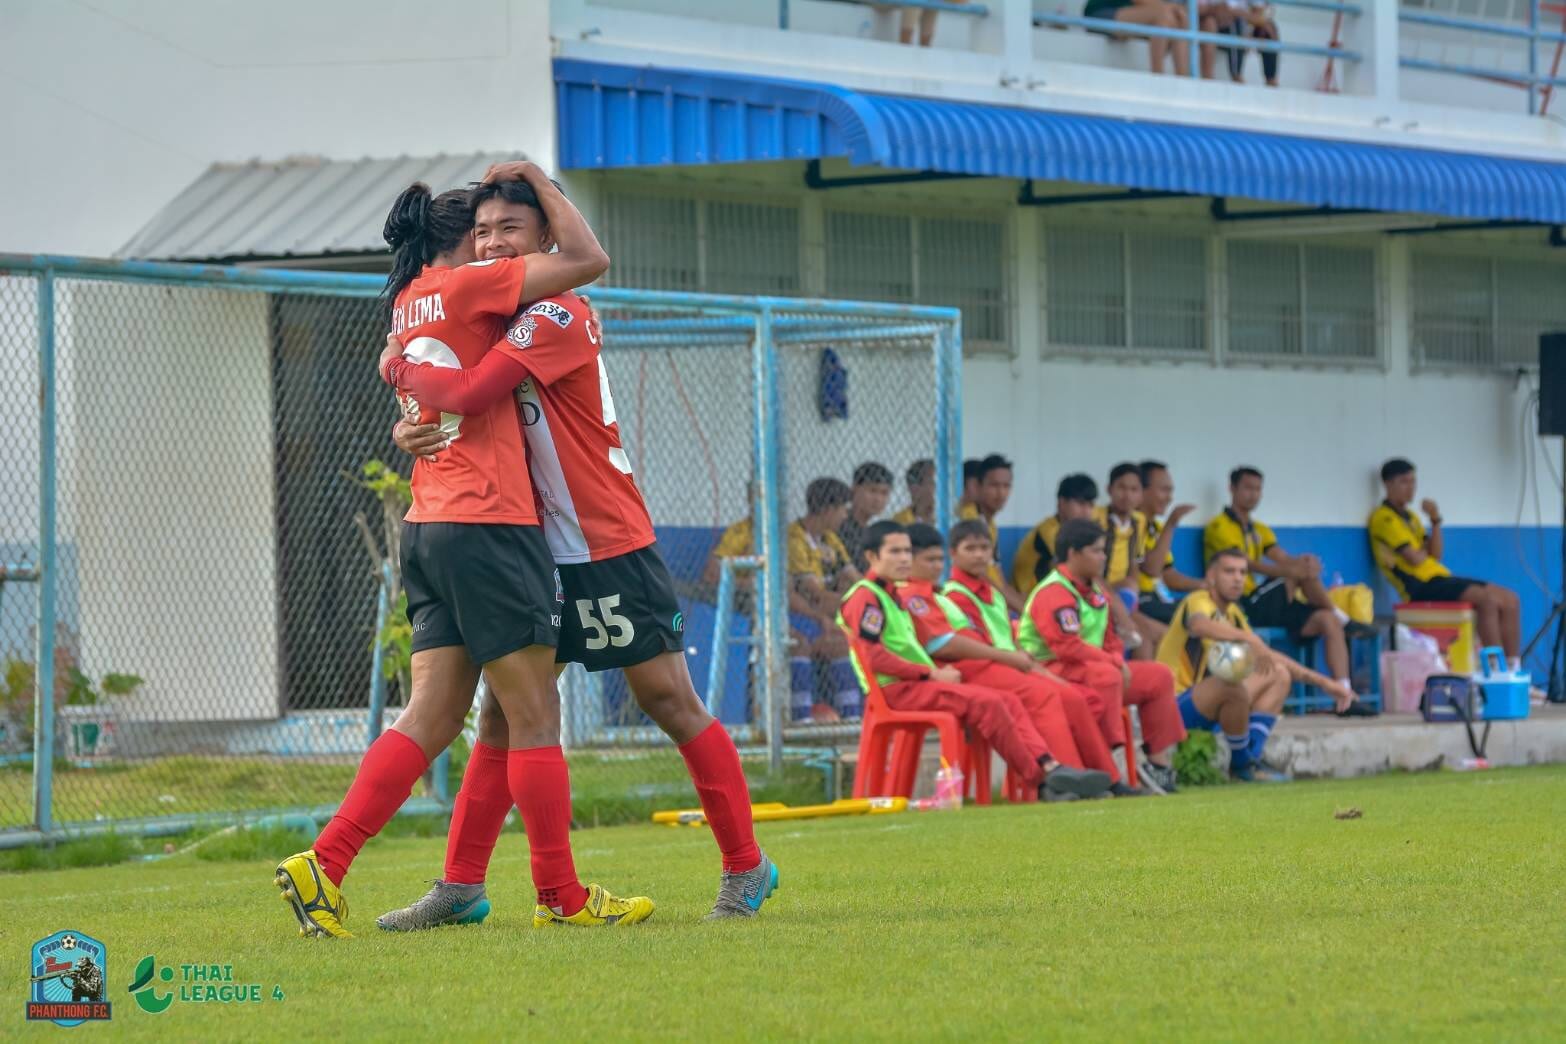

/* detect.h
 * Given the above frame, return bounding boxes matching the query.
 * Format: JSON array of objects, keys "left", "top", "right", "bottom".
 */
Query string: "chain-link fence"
[{"left": 0, "top": 257, "right": 960, "bottom": 845}]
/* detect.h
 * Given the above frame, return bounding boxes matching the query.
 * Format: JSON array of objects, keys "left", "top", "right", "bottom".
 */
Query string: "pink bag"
[{"left": 1382, "top": 648, "right": 1447, "bottom": 713}]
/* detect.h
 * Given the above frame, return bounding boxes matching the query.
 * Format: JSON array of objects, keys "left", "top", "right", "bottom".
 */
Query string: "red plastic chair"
[
  {"left": 1120, "top": 706, "right": 1140, "bottom": 790},
  {"left": 846, "top": 639, "right": 966, "bottom": 800},
  {"left": 963, "top": 737, "right": 1033, "bottom": 804}
]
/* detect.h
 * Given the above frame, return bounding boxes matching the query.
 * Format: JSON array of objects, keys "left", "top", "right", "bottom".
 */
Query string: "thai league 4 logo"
[{"left": 27, "top": 930, "right": 110, "bottom": 1026}]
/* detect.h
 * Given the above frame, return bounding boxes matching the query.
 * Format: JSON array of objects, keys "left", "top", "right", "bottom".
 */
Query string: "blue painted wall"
[{"left": 993, "top": 523, "right": 1562, "bottom": 678}]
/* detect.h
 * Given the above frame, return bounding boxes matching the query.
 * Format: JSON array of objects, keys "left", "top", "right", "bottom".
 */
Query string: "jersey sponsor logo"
[
  {"left": 506, "top": 316, "right": 537, "bottom": 349},
  {"left": 525, "top": 301, "right": 573, "bottom": 329},
  {"left": 904, "top": 595, "right": 930, "bottom": 615},
  {"left": 859, "top": 605, "right": 884, "bottom": 638},
  {"left": 1055, "top": 607, "right": 1080, "bottom": 633},
  {"left": 671, "top": 611, "right": 684, "bottom": 634}
]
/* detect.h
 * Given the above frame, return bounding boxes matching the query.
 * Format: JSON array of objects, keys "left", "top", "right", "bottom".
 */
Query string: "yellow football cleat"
[
  {"left": 274, "top": 850, "right": 352, "bottom": 939},
  {"left": 532, "top": 883, "right": 654, "bottom": 928}
]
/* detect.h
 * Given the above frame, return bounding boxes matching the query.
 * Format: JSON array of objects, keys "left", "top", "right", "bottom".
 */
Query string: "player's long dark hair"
[{"left": 379, "top": 182, "right": 475, "bottom": 323}]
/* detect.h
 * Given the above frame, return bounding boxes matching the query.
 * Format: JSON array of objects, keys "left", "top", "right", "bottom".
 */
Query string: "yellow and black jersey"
[
  {"left": 1140, "top": 517, "right": 1175, "bottom": 594},
  {"left": 1202, "top": 507, "right": 1277, "bottom": 596},
  {"left": 1092, "top": 506, "right": 1147, "bottom": 588},
  {"left": 1156, "top": 588, "right": 1250, "bottom": 690},
  {"left": 1012, "top": 515, "right": 1061, "bottom": 595},
  {"left": 1368, "top": 500, "right": 1450, "bottom": 600}
]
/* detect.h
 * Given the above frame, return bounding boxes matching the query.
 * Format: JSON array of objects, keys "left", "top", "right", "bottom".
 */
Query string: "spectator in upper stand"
[
  {"left": 839, "top": 461, "right": 894, "bottom": 566},
  {"left": 959, "top": 457, "right": 982, "bottom": 515},
  {"left": 1012, "top": 472, "right": 1098, "bottom": 596},
  {"left": 1372, "top": 458, "right": 1523, "bottom": 669},
  {"left": 1217, "top": 1, "right": 1281, "bottom": 86},
  {"left": 957, "top": 453, "right": 1028, "bottom": 613},
  {"left": 1204, "top": 466, "right": 1375, "bottom": 717},
  {"left": 1137, "top": 460, "right": 1203, "bottom": 625},
  {"left": 892, "top": 458, "right": 937, "bottom": 528},
  {"left": 899, "top": 0, "right": 966, "bottom": 47},
  {"left": 1083, "top": 0, "right": 1193, "bottom": 77}
]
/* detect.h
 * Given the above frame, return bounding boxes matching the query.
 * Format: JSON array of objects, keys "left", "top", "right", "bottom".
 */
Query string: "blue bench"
[{"left": 1251, "top": 626, "right": 1383, "bottom": 714}]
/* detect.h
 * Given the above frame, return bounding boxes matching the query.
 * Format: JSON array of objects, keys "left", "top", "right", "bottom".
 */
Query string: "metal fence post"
[
  {"left": 33, "top": 268, "right": 57, "bottom": 836},
  {"left": 935, "top": 318, "right": 964, "bottom": 534},
  {"left": 1530, "top": 0, "right": 1541, "bottom": 115},
  {"left": 367, "top": 559, "right": 393, "bottom": 746},
  {"left": 754, "top": 306, "right": 786, "bottom": 776},
  {"left": 1186, "top": 0, "right": 1200, "bottom": 78}
]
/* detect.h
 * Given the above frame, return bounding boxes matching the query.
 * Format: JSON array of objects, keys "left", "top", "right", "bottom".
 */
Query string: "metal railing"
[
  {"left": 1034, "top": 0, "right": 1363, "bottom": 77},
  {"left": 779, "top": 0, "right": 989, "bottom": 33},
  {"left": 1400, "top": 2, "right": 1566, "bottom": 114}
]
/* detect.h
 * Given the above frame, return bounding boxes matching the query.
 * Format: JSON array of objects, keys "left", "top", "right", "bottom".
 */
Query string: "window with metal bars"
[
  {"left": 1412, "top": 250, "right": 1566, "bottom": 370},
  {"left": 825, "top": 209, "right": 1010, "bottom": 351},
  {"left": 1044, "top": 225, "right": 1207, "bottom": 356},
  {"left": 1226, "top": 241, "right": 1378, "bottom": 362},
  {"left": 598, "top": 192, "right": 799, "bottom": 297}
]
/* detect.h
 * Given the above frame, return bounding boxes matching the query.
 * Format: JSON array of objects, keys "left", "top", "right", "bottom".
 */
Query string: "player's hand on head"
[
  {"left": 483, "top": 160, "right": 545, "bottom": 185},
  {"left": 393, "top": 420, "right": 448, "bottom": 459}
]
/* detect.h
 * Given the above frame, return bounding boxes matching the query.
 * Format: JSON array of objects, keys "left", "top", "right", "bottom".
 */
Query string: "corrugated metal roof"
[
  {"left": 118, "top": 152, "right": 516, "bottom": 261},
  {"left": 555, "top": 59, "right": 1566, "bottom": 224}
]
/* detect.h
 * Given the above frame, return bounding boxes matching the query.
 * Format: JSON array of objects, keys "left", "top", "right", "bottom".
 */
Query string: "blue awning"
[{"left": 555, "top": 58, "right": 1566, "bottom": 224}]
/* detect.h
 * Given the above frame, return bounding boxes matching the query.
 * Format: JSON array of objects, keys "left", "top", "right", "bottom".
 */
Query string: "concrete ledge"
[{"left": 1268, "top": 704, "right": 1566, "bottom": 778}]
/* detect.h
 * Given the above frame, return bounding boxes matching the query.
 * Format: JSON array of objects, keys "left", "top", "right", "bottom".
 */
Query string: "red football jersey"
[
  {"left": 392, "top": 258, "right": 533, "bottom": 525},
  {"left": 494, "top": 294, "right": 656, "bottom": 562}
]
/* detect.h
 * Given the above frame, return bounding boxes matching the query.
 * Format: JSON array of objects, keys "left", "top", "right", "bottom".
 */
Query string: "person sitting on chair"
[
  {"left": 837, "top": 521, "right": 1105, "bottom": 801},
  {"left": 1372, "top": 457, "right": 1523, "bottom": 670},
  {"left": 1159, "top": 549, "right": 1354, "bottom": 781}
]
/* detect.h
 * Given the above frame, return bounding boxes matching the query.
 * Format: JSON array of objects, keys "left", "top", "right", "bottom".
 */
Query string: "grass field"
[
  {"left": 0, "top": 750, "right": 826, "bottom": 838},
  {"left": 6, "top": 766, "right": 1566, "bottom": 1041}
]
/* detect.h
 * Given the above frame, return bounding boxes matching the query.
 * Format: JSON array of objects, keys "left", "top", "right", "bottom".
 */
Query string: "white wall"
[
  {"left": 963, "top": 356, "right": 1555, "bottom": 530},
  {"left": 0, "top": 0, "right": 557, "bottom": 257},
  {"left": 55, "top": 282, "right": 277, "bottom": 721}
]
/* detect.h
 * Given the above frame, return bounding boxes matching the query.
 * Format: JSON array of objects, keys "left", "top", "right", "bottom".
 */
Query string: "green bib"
[
  {"left": 940, "top": 581, "right": 1016, "bottom": 652},
  {"left": 1018, "top": 570, "right": 1108, "bottom": 663},
  {"left": 836, "top": 579, "right": 934, "bottom": 689}
]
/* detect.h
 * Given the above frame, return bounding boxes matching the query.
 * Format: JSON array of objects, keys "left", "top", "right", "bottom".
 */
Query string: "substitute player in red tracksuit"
[
  {"left": 839, "top": 522, "right": 1112, "bottom": 801},
  {"left": 931, "top": 520, "right": 1122, "bottom": 786},
  {"left": 1019, "top": 518, "right": 1185, "bottom": 795}
]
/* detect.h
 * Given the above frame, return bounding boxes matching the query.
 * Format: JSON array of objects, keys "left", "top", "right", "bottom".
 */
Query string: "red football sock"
[
  {"left": 314, "top": 729, "right": 429, "bottom": 887},
  {"left": 443, "top": 742, "right": 512, "bottom": 885},
  {"left": 679, "top": 721, "right": 761, "bottom": 874},
  {"left": 507, "top": 745, "right": 588, "bottom": 915}
]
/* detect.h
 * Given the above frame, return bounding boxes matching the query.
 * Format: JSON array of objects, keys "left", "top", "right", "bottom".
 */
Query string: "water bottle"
[{"left": 933, "top": 760, "right": 964, "bottom": 810}]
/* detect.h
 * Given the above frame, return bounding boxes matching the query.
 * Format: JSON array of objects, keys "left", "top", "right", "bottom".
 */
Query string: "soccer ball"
[
  {"left": 60, "top": 935, "right": 77, "bottom": 950},
  {"left": 1206, "top": 641, "right": 1255, "bottom": 683}
]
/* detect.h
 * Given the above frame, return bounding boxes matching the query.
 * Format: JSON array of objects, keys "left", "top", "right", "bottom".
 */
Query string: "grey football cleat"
[
  {"left": 1041, "top": 764, "right": 1113, "bottom": 800},
  {"left": 375, "top": 880, "right": 490, "bottom": 932},
  {"left": 705, "top": 850, "right": 780, "bottom": 920}
]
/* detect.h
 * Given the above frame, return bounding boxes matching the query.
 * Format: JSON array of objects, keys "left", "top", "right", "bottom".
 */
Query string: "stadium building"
[{"left": 1, "top": 0, "right": 1562, "bottom": 728}]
